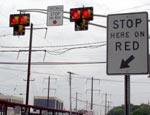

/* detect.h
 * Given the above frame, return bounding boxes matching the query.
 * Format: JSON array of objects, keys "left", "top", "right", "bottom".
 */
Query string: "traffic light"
[
  {"left": 9, "top": 13, "right": 30, "bottom": 36},
  {"left": 10, "top": 15, "right": 19, "bottom": 27},
  {"left": 81, "top": 7, "right": 93, "bottom": 20},
  {"left": 70, "top": 7, "right": 93, "bottom": 22},
  {"left": 19, "top": 14, "right": 30, "bottom": 26},
  {"left": 75, "top": 19, "right": 88, "bottom": 31},
  {"left": 9, "top": 14, "right": 30, "bottom": 27},
  {"left": 13, "top": 25, "right": 25, "bottom": 36},
  {"left": 70, "top": 8, "right": 81, "bottom": 22},
  {"left": 70, "top": 7, "right": 93, "bottom": 31}
]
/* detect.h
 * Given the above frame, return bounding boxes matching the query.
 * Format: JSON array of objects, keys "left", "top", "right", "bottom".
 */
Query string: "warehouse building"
[
  {"left": 0, "top": 94, "right": 23, "bottom": 115},
  {"left": 34, "top": 96, "right": 63, "bottom": 110}
]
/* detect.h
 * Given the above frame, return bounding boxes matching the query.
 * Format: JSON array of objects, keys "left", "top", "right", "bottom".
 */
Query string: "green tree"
[
  {"left": 108, "top": 105, "right": 124, "bottom": 115},
  {"left": 131, "top": 104, "right": 150, "bottom": 115},
  {"left": 108, "top": 104, "right": 150, "bottom": 115}
]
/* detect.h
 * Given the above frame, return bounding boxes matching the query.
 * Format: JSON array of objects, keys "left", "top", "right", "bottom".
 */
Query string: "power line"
[
  {"left": 0, "top": 41, "right": 106, "bottom": 48},
  {"left": 0, "top": 61, "right": 106, "bottom": 65},
  {"left": 0, "top": 67, "right": 149, "bottom": 84},
  {"left": 0, "top": 43, "right": 106, "bottom": 55},
  {"left": 72, "top": 73, "right": 150, "bottom": 84},
  {"left": 0, "top": 67, "right": 66, "bottom": 77},
  {"left": 109, "top": 3, "right": 150, "bottom": 14},
  {"left": 72, "top": 96, "right": 106, "bottom": 107}
]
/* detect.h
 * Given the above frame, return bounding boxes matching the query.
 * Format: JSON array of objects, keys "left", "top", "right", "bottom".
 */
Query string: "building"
[
  {"left": 0, "top": 94, "right": 23, "bottom": 104},
  {"left": 0, "top": 94, "right": 23, "bottom": 115},
  {"left": 34, "top": 96, "right": 63, "bottom": 110}
]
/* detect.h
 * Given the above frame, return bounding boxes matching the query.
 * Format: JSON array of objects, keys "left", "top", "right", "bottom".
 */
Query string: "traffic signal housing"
[
  {"left": 70, "top": 8, "right": 81, "bottom": 22},
  {"left": 10, "top": 15, "right": 19, "bottom": 27},
  {"left": 10, "top": 14, "right": 30, "bottom": 27},
  {"left": 19, "top": 14, "right": 30, "bottom": 26},
  {"left": 70, "top": 7, "right": 93, "bottom": 22},
  {"left": 13, "top": 25, "right": 25, "bottom": 36},
  {"left": 75, "top": 19, "right": 88, "bottom": 31},
  {"left": 81, "top": 8, "right": 93, "bottom": 20},
  {"left": 70, "top": 7, "right": 93, "bottom": 31},
  {"left": 9, "top": 13, "right": 30, "bottom": 36}
]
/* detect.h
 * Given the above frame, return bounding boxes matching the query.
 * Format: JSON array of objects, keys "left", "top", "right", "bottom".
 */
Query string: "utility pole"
[
  {"left": 68, "top": 72, "right": 74, "bottom": 115},
  {"left": 26, "top": 23, "right": 33, "bottom": 105},
  {"left": 86, "top": 100, "right": 88, "bottom": 110},
  {"left": 91, "top": 77, "right": 93, "bottom": 110},
  {"left": 76, "top": 92, "right": 78, "bottom": 112},
  {"left": 104, "top": 93, "right": 107, "bottom": 115},
  {"left": 103, "top": 93, "right": 111, "bottom": 115},
  {"left": 47, "top": 76, "right": 50, "bottom": 108},
  {"left": 86, "top": 77, "right": 100, "bottom": 110},
  {"left": 43, "top": 76, "right": 57, "bottom": 108},
  {"left": 107, "top": 101, "right": 111, "bottom": 115}
]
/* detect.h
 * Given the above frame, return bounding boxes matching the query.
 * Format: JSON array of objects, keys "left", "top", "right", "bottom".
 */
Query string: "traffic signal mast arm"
[
  {"left": 17, "top": 9, "right": 107, "bottom": 17},
  {"left": 88, "top": 22, "right": 107, "bottom": 28},
  {"left": 17, "top": 8, "right": 107, "bottom": 30}
]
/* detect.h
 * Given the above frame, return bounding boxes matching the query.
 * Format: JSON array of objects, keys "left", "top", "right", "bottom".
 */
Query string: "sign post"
[
  {"left": 124, "top": 75, "right": 130, "bottom": 115},
  {"left": 107, "top": 12, "right": 149, "bottom": 115},
  {"left": 47, "top": 5, "right": 63, "bottom": 26}
]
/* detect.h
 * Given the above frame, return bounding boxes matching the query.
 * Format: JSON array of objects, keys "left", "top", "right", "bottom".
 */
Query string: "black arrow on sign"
[{"left": 120, "top": 55, "right": 135, "bottom": 69}]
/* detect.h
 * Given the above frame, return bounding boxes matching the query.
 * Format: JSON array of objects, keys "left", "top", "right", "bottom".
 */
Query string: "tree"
[
  {"left": 131, "top": 104, "right": 150, "bottom": 115},
  {"left": 108, "top": 105, "right": 124, "bottom": 115},
  {"left": 108, "top": 104, "right": 150, "bottom": 115}
]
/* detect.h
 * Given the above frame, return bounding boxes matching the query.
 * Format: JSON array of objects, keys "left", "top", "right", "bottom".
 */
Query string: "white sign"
[
  {"left": 47, "top": 5, "right": 63, "bottom": 26},
  {"left": 107, "top": 12, "right": 149, "bottom": 75}
]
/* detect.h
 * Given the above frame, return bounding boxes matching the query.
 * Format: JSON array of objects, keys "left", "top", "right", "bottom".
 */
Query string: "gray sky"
[{"left": 0, "top": 0, "right": 150, "bottom": 114}]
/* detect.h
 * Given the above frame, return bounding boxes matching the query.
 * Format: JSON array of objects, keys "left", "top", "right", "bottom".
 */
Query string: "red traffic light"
[
  {"left": 70, "top": 7, "right": 93, "bottom": 22},
  {"left": 10, "top": 15, "right": 19, "bottom": 26},
  {"left": 19, "top": 14, "right": 30, "bottom": 26},
  {"left": 70, "top": 9, "right": 80, "bottom": 21},
  {"left": 81, "top": 9, "right": 89, "bottom": 18},
  {"left": 20, "top": 16, "right": 25, "bottom": 24},
  {"left": 81, "top": 7, "right": 93, "bottom": 20},
  {"left": 9, "top": 14, "right": 30, "bottom": 27}
]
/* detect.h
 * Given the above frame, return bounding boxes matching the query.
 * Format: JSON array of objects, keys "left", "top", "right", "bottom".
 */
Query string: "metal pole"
[
  {"left": 105, "top": 93, "right": 107, "bottom": 115},
  {"left": 91, "top": 77, "right": 93, "bottom": 110},
  {"left": 76, "top": 92, "right": 78, "bottom": 112},
  {"left": 68, "top": 72, "right": 72, "bottom": 115},
  {"left": 86, "top": 100, "right": 88, "bottom": 110},
  {"left": 26, "top": 23, "right": 33, "bottom": 105},
  {"left": 107, "top": 101, "right": 111, "bottom": 115},
  {"left": 47, "top": 76, "right": 50, "bottom": 108},
  {"left": 124, "top": 75, "right": 130, "bottom": 115}
]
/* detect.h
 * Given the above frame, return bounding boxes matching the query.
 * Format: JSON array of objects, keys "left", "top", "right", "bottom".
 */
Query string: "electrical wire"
[
  {"left": 72, "top": 73, "right": 150, "bottom": 84},
  {"left": 0, "top": 67, "right": 67, "bottom": 77},
  {"left": 0, "top": 66, "right": 149, "bottom": 84},
  {"left": 109, "top": 3, "right": 150, "bottom": 13},
  {"left": 0, "top": 61, "right": 106, "bottom": 65},
  {"left": 0, "top": 41, "right": 106, "bottom": 48},
  {"left": 0, "top": 42, "right": 106, "bottom": 55},
  {"left": 71, "top": 96, "right": 110, "bottom": 107},
  {"left": 46, "top": 44, "right": 106, "bottom": 55}
]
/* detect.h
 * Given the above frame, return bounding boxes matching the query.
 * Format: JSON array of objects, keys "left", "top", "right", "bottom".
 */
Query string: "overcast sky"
[{"left": 0, "top": 0, "right": 150, "bottom": 114}]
